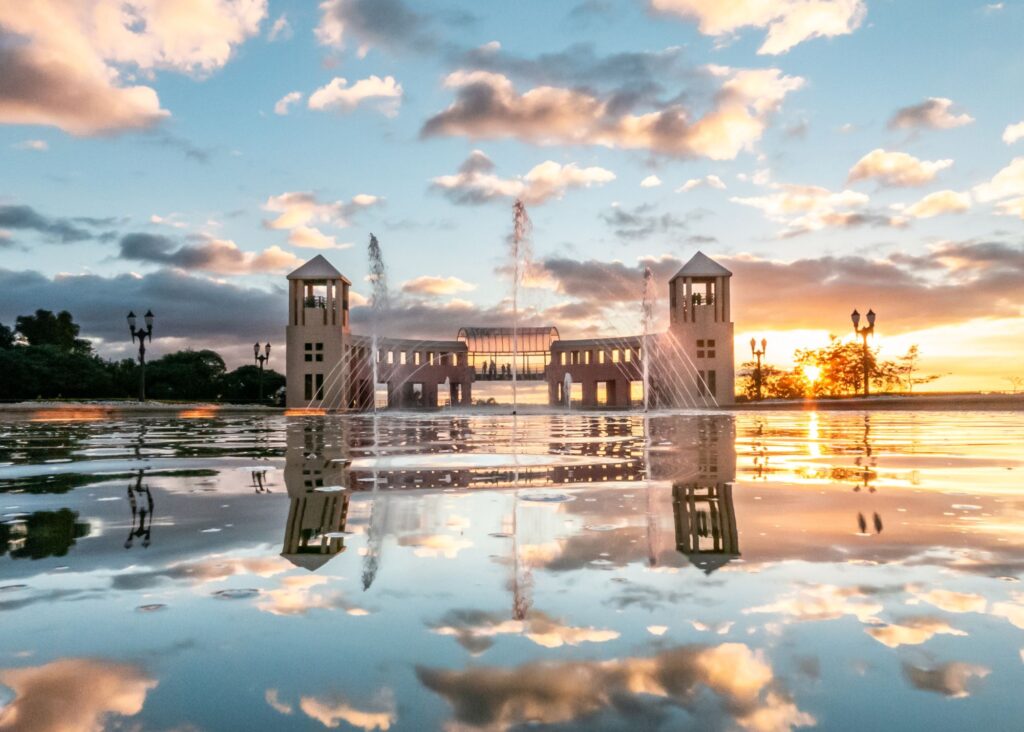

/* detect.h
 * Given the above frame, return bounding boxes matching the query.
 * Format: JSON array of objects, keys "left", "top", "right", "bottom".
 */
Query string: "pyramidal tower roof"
[
  {"left": 671, "top": 251, "right": 732, "bottom": 280},
  {"left": 287, "top": 254, "right": 350, "bottom": 283}
]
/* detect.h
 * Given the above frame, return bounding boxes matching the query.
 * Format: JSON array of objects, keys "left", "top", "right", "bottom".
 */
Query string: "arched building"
[{"left": 283, "top": 251, "right": 735, "bottom": 409}]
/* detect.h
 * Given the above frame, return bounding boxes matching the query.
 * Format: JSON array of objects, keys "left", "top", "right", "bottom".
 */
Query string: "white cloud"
[
  {"left": 973, "top": 157, "right": 1024, "bottom": 219},
  {"left": 1003, "top": 121, "right": 1024, "bottom": 145},
  {"left": 903, "top": 190, "right": 971, "bottom": 219},
  {"left": 263, "top": 191, "right": 381, "bottom": 248},
  {"left": 848, "top": 149, "right": 953, "bottom": 187},
  {"left": 308, "top": 75, "right": 403, "bottom": 117},
  {"left": 732, "top": 182, "right": 899, "bottom": 236},
  {"left": 677, "top": 174, "right": 726, "bottom": 192},
  {"left": 13, "top": 139, "right": 48, "bottom": 151},
  {"left": 641, "top": 175, "right": 663, "bottom": 188},
  {"left": 650, "top": 0, "right": 866, "bottom": 54},
  {"left": 268, "top": 13, "right": 292, "bottom": 41},
  {"left": 430, "top": 151, "right": 615, "bottom": 206},
  {"left": 889, "top": 97, "right": 974, "bottom": 131},
  {"left": 401, "top": 275, "right": 477, "bottom": 296},
  {"left": 274, "top": 91, "right": 303, "bottom": 116}
]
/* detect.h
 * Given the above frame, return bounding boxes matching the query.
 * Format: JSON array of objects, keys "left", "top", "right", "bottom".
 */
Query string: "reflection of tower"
[
  {"left": 672, "top": 482, "right": 739, "bottom": 574},
  {"left": 281, "top": 420, "right": 352, "bottom": 571},
  {"left": 670, "top": 415, "right": 740, "bottom": 573}
]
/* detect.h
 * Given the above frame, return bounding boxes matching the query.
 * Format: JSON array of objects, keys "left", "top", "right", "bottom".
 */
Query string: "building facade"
[{"left": 284, "top": 251, "right": 736, "bottom": 409}]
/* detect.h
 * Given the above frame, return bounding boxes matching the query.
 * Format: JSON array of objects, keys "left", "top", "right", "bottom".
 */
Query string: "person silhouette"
[{"left": 857, "top": 512, "right": 867, "bottom": 534}]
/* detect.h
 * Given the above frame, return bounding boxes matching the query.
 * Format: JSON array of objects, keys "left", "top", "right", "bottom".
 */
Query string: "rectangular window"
[
  {"left": 585, "top": 350, "right": 592, "bottom": 365},
  {"left": 560, "top": 352, "right": 566, "bottom": 366},
  {"left": 387, "top": 351, "right": 394, "bottom": 365},
  {"left": 707, "top": 349, "right": 715, "bottom": 359},
  {"left": 596, "top": 381, "right": 608, "bottom": 405},
  {"left": 315, "top": 342, "right": 323, "bottom": 362},
  {"left": 598, "top": 351, "right": 606, "bottom": 364},
  {"left": 429, "top": 352, "right": 435, "bottom": 365},
  {"left": 624, "top": 349, "right": 632, "bottom": 363},
  {"left": 612, "top": 349, "right": 620, "bottom": 363},
  {"left": 707, "top": 370, "right": 716, "bottom": 397},
  {"left": 304, "top": 374, "right": 313, "bottom": 400},
  {"left": 315, "top": 374, "right": 324, "bottom": 399},
  {"left": 399, "top": 351, "right": 407, "bottom": 365},
  {"left": 707, "top": 340, "right": 715, "bottom": 347},
  {"left": 304, "top": 342, "right": 313, "bottom": 362},
  {"left": 414, "top": 352, "right": 422, "bottom": 366}
]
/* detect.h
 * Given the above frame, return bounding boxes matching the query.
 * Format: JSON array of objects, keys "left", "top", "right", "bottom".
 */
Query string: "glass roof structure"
[{"left": 457, "top": 326, "right": 560, "bottom": 355}]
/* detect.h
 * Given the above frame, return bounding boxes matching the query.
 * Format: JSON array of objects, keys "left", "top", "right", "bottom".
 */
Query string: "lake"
[{"left": 0, "top": 409, "right": 1022, "bottom": 731}]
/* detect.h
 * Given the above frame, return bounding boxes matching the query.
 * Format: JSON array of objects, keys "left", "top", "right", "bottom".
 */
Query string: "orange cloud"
[
  {"left": 0, "top": 0, "right": 265, "bottom": 135},
  {"left": 848, "top": 149, "right": 953, "bottom": 187},
  {"left": 422, "top": 68, "right": 803, "bottom": 159}
]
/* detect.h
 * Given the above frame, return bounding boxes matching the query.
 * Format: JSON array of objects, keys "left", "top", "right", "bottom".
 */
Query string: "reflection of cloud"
[
  {"left": 404, "top": 534, "right": 474, "bottom": 559},
  {"left": 256, "top": 576, "right": 366, "bottom": 617},
  {"left": 418, "top": 643, "right": 813, "bottom": 731},
  {"left": 112, "top": 554, "right": 293, "bottom": 590},
  {"left": 902, "top": 662, "right": 989, "bottom": 698},
  {"left": 991, "top": 599, "right": 1024, "bottom": 630},
  {"left": 0, "top": 658, "right": 156, "bottom": 732},
  {"left": 430, "top": 609, "right": 619, "bottom": 653},
  {"left": 266, "top": 688, "right": 293, "bottom": 714},
  {"left": 745, "top": 584, "right": 883, "bottom": 624},
  {"left": 866, "top": 617, "right": 966, "bottom": 648},
  {"left": 913, "top": 589, "right": 987, "bottom": 614},
  {"left": 299, "top": 691, "right": 396, "bottom": 730}
]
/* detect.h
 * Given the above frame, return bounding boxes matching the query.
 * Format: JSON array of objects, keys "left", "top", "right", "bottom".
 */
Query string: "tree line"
[
  {"left": 738, "top": 337, "right": 939, "bottom": 400},
  {"left": 0, "top": 310, "right": 284, "bottom": 402}
]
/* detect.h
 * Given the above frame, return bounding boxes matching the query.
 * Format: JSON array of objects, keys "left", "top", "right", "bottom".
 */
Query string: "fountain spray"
[
  {"left": 510, "top": 200, "right": 531, "bottom": 415},
  {"left": 642, "top": 265, "right": 654, "bottom": 412}
]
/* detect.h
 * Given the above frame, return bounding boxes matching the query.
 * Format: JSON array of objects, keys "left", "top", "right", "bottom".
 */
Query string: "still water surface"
[{"left": 0, "top": 410, "right": 1022, "bottom": 731}]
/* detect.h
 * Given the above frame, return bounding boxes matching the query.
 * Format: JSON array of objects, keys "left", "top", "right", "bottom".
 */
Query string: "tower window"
[
  {"left": 304, "top": 374, "right": 313, "bottom": 400},
  {"left": 315, "top": 342, "right": 323, "bottom": 362},
  {"left": 304, "top": 343, "right": 312, "bottom": 362}
]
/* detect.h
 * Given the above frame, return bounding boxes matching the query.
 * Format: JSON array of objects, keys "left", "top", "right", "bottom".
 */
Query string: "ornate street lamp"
[
  {"left": 851, "top": 308, "right": 876, "bottom": 397},
  {"left": 254, "top": 342, "right": 271, "bottom": 403},
  {"left": 750, "top": 337, "right": 767, "bottom": 401},
  {"left": 127, "top": 310, "right": 154, "bottom": 401}
]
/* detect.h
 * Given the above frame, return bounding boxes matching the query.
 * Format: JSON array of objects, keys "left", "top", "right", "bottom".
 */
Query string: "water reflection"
[
  {"left": 124, "top": 471, "right": 154, "bottom": 549},
  {"left": 0, "top": 410, "right": 1022, "bottom": 730}
]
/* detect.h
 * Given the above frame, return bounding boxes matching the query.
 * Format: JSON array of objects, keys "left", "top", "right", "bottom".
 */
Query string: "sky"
[{"left": 0, "top": 0, "right": 1022, "bottom": 391}]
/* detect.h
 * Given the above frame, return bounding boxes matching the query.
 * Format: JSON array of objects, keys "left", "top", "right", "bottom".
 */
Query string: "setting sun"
[{"left": 802, "top": 365, "right": 822, "bottom": 384}]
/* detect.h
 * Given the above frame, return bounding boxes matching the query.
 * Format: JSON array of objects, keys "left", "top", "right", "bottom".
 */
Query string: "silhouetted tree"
[
  {"left": 15, "top": 309, "right": 91, "bottom": 354},
  {"left": 0, "top": 346, "right": 118, "bottom": 399},
  {"left": 0, "top": 321, "right": 13, "bottom": 349},
  {"left": 219, "top": 365, "right": 286, "bottom": 403},
  {"left": 145, "top": 349, "right": 227, "bottom": 401},
  {"left": 895, "top": 345, "right": 940, "bottom": 393}
]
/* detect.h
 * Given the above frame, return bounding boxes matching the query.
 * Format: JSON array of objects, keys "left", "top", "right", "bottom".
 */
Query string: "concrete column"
[
  {"left": 462, "top": 381, "right": 472, "bottom": 406},
  {"left": 684, "top": 279, "right": 692, "bottom": 323},
  {"left": 325, "top": 280, "right": 333, "bottom": 326}
]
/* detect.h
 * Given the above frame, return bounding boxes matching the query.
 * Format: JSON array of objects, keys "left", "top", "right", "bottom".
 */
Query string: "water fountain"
[
  {"left": 641, "top": 265, "right": 654, "bottom": 411},
  {"left": 563, "top": 372, "right": 572, "bottom": 409},
  {"left": 510, "top": 200, "right": 531, "bottom": 415},
  {"left": 368, "top": 233, "right": 390, "bottom": 413}
]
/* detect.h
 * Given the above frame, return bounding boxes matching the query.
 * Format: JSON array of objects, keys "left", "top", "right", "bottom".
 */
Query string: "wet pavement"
[{"left": 0, "top": 410, "right": 1022, "bottom": 731}]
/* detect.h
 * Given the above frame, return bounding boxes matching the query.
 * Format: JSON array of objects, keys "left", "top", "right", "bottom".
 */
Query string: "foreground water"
[{"left": 0, "top": 410, "right": 1022, "bottom": 731}]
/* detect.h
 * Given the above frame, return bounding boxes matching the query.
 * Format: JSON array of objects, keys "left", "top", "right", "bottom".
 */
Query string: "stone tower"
[
  {"left": 285, "top": 255, "right": 351, "bottom": 409},
  {"left": 667, "top": 252, "right": 735, "bottom": 405}
]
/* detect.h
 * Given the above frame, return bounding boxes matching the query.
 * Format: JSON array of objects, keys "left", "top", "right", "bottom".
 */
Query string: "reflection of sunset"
[
  {"left": 28, "top": 407, "right": 108, "bottom": 422},
  {"left": 178, "top": 407, "right": 220, "bottom": 419},
  {"left": 800, "top": 364, "right": 821, "bottom": 385}
]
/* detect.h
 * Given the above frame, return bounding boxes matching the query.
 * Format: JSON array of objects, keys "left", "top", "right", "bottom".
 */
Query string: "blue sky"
[{"left": 1, "top": 0, "right": 1022, "bottom": 387}]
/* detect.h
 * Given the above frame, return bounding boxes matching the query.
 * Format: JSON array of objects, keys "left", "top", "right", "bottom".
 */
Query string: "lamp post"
[
  {"left": 254, "top": 342, "right": 271, "bottom": 403},
  {"left": 851, "top": 308, "right": 876, "bottom": 397},
  {"left": 127, "top": 310, "right": 154, "bottom": 402},
  {"left": 750, "top": 337, "right": 767, "bottom": 401}
]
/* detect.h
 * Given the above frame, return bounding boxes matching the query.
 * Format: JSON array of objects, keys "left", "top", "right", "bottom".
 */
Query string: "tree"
[
  {"left": 15, "top": 309, "right": 91, "bottom": 354},
  {"left": 738, "top": 362, "right": 808, "bottom": 400},
  {"left": 219, "top": 365, "right": 286, "bottom": 403},
  {"left": 0, "top": 345, "right": 118, "bottom": 399},
  {"left": 1007, "top": 376, "right": 1024, "bottom": 394},
  {"left": 894, "top": 345, "right": 940, "bottom": 393},
  {"left": 795, "top": 337, "right": 873, "bottom": 397},
  {"left": 0, "top": 321, "right": 13, "bottom": 349},
  {"left": 145, "top": 349, "right": 227, "bottom": 401}
]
